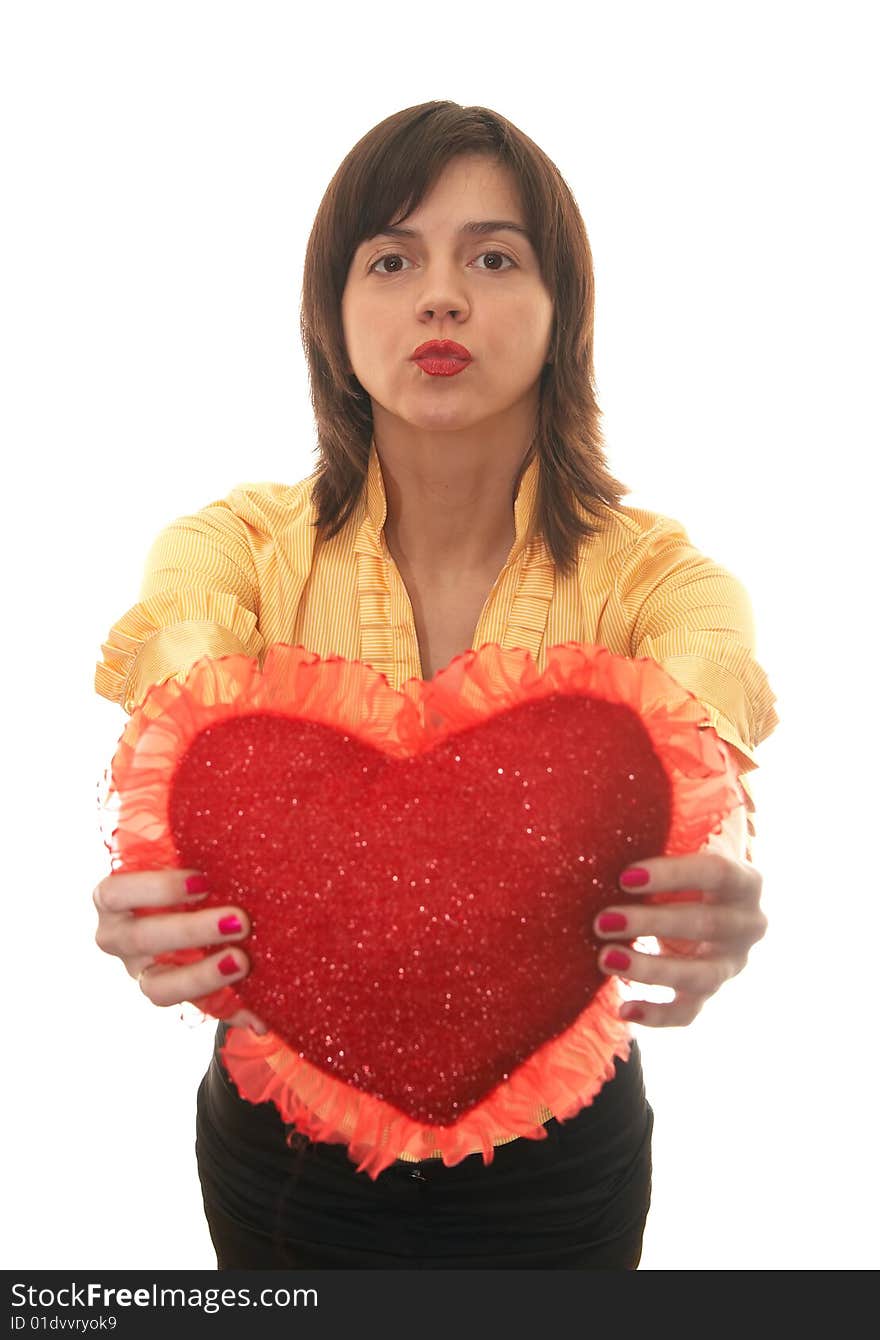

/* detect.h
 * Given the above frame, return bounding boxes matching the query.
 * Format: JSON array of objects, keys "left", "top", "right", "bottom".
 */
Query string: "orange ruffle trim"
[{"left": 104, "top": 640, "right": 743, "bottom": 1178}]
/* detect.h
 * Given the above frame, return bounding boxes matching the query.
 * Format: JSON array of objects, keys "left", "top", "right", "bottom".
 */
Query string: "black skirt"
[{"left": 195, "top": 1021, "right": 653, "bottom": 1270}]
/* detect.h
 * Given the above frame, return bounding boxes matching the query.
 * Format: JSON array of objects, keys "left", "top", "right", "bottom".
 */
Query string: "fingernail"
[
  {"left": 218, "top": 954, "right": 239, "bottom": 976},
  {"left": 621, "top": 1004, "right": 645, "bottom": 1022},
  {"left": 218, "top": 915, "right": 243, "bottom": 935},
  {"left": 603, "top": 949, "right": 631, "bottom": 971},
  {"left": 597, "top": 912, "right": 628, "bottom": 933},
  {"left": 620, "top": 868, "right": 651, "bottom": 888},
  {"left": 185, "top": 874, "right": 210, "bottom": 896}
]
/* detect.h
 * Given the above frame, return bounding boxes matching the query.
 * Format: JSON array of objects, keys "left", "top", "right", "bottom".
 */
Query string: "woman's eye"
[
  {"left": 474, "top": 252, "right": 516, "bottom": 272},
  {"left": 369, "top": 251, "right": 516, "bottom": 275}
]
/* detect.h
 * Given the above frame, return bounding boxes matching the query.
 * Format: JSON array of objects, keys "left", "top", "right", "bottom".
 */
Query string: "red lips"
[{"left": 411, "top": 339, "right": 472, "bottom": 361}]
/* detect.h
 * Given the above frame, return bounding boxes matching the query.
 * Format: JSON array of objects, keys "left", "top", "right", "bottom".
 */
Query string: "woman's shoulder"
[
  {"left": 576, "top": 498, "right": 749, "bottom": 610},
  {"left": 599, "top": 497, "right": 691, "bottom": 536},
  {"left": 218, "top": 472, "right": 317, "bottom": 521},
  {"left": 192, "top": 472, "right": 319, "bottom": 544},
  {"left": 583, "top": 498, "right": 697, "bottom": 564}
]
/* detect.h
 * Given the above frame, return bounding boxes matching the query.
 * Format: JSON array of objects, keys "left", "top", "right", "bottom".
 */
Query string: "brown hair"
[{"left": 300, "top": 100, "right": 629, "bottom": 578}]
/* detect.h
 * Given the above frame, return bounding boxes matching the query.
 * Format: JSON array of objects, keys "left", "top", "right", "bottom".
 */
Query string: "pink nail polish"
[
  {"left": 597, "top": 912, "right": 628, "bottom": 933},
  {"left": 604, "top": 949, "right": 631, "bottom": 971},
  {"left": 620, "top": 868, "right": 650, "bottom": 888},
  {"left": 185, "top": 874, "right": 210, "bottom": 896},
  {"left": 218, "top": 954, "right": 239, "bottom": 976},
  {"left": 218, "top": 915, "right": 242, "bottom": 935}
]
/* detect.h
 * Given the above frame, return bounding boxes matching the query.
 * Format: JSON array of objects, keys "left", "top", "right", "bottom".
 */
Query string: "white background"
[{"left": 2, "top": 0, "right": 876, "bottom": 1271}]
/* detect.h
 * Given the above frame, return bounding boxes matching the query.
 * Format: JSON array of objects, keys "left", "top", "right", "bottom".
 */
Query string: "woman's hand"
[
  {"left": 594, "top": 808, "right": 767, "bottom": 1027},
  {"left": 92, "top": 869, "right": 268, "bottom": 1035}
]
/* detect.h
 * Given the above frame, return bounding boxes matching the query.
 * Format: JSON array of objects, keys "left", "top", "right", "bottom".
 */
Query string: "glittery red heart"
[
  {"left": 168, "top": 695, "right": 669, "bottom": 1124},
  {"left": 109, "top": 642, "right": 741, "bottom": 1156}
]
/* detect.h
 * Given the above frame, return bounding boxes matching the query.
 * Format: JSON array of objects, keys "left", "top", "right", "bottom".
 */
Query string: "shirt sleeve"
[
  {"left": 94, "top": 499, "right": 265, "bottom": 717},
  {"left": 619, "top": 517, "right": 780, "bottom": 857}
]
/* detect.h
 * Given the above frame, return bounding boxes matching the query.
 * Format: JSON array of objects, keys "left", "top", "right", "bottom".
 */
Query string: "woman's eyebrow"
[{"left": 368, "top": 219, "right": 534, "bottom": 245}]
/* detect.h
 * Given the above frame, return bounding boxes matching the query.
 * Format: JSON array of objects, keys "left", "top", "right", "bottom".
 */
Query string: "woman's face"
[{"left": 341, "top": 154, "right": 554, "bottom": 436}]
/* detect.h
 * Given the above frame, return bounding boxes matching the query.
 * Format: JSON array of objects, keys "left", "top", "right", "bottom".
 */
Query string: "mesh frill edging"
[{"left": 103, "top": 639, "right": 744, "bottom": 1179}]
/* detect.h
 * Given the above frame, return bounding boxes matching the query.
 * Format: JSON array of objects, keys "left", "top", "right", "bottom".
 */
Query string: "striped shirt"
[{"left": 95, "top": 437, "right": 778, "bottom": 842}]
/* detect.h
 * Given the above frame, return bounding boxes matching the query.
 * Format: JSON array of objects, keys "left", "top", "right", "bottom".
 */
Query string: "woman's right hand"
[{"left": 92, "top": 868, "right": 268, "bottom": 1035}]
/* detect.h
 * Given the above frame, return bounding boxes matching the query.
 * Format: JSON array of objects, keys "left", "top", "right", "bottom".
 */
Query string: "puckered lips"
[{"left": 411, "top": 339, "right": 472, "bottom": 375}]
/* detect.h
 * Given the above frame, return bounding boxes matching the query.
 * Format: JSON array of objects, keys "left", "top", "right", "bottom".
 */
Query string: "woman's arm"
[
  {"left": 590, "top": 519, "right": 777, "bottom": 1026},
  {"left": 95, "top": 500, "right": 265, "bottom": 717}
]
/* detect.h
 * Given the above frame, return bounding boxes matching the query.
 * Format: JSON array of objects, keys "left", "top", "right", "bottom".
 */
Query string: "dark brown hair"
[{"left": 300, "top": 100, "right": 629, "bottom": 578}]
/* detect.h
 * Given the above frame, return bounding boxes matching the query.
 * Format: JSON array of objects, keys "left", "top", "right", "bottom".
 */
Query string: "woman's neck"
[{"left": 373, "top": 420, "right": 534, "bottom": 581}]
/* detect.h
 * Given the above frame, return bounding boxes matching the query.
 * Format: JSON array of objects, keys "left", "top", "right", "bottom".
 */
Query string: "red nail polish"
[
  {"left": 218, "top": 915, "right": 242, "bottom": 935},
  {"left": 620, "top": 868, "right": 650, "bottom": 888},
  {"left": 604, "top": 949, "right": 631, "bottom": 971},
  {"left": 622, "top": 1004, "right": 645, "bottom": 1022},
  {"left": 218, "top": 954, "right": 239, "bottom": 976},
  {"left": 185, "top": 874, "right": 210, "bottom": 895},
  {"left": 597, "top": 912, "right": 628, "bottom": 933}
]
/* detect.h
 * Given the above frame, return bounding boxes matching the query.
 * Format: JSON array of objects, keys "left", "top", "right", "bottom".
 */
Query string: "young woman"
[{"left": 93, "top": 101, "right": 778, "bottom": 1270}]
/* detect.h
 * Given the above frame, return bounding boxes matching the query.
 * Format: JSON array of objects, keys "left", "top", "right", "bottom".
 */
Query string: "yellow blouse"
[{"left": 95, "top": 438, "right": 778, "bottom": 841}]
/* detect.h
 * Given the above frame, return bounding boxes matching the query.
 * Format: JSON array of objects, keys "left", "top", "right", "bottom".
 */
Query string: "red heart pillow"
[{"left": 105, "top": 641, "right": 742, "bottom": 1175}]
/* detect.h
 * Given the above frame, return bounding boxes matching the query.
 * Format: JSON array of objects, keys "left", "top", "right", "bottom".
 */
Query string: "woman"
[{"left": 93, "top": 101, "right": 778, "bottom": 1269}]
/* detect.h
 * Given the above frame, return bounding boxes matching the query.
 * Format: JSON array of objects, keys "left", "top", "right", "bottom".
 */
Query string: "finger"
[
  {"left": 229, "top": 1008, "right": 269, "bottom": 1037},
  {"left": 120, "top": 905, "right": 252, "bottom": 961},
  {"left": 93, "top": 869, "right": 211, "bottom": 915},
  {"left": 138, "top": 948, "right": 250, "bottom": 1008},
  {"left": 594, "top": 901, "right": 763, "bottom": 947},
  {"left": 598, "top": 943, "right": 735, "bottom": 997},
  {"left": 619, "top": 992, "right": 706, "bottom": 1029},
  {"left": 618, "top": 852, "right": 759, "bottom": 905}
]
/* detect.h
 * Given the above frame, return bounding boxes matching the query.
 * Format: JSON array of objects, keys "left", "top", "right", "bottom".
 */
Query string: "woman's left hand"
[{"left": 593, "top": 816, "right": 767, "bottom": 1027}]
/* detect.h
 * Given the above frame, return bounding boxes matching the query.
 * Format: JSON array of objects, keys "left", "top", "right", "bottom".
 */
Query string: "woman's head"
[
  {"left": 341, "top": 153, "right": 554, "bottom": 460},
  {"left": 301, "top": 101, "right": 628, "bottom": 576}
]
